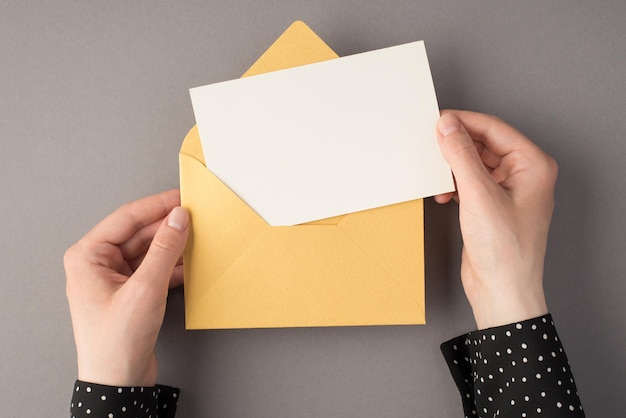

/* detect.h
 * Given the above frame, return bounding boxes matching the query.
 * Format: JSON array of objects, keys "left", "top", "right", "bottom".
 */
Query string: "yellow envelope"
[{"left": 180, "top": 21, "right": 425, "bottom": 329}]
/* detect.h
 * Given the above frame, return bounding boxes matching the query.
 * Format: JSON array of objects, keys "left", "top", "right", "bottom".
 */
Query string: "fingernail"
[
  {"left": 438, "top": 114, "right": 461, "bottom": 137},
  {"left": 167, "top": 206, "right": 188, "bottom": 231}
]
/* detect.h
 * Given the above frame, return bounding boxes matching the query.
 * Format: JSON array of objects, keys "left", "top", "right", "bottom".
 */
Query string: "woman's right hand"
[{"left": 434, "top": 110, "right": 558, "bottom": 329}]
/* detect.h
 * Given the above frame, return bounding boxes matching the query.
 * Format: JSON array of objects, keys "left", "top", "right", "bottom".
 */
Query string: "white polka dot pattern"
[
  {"left": 441, "top": 314, "right": 585, "bottom": 417},
  {"left": 70, "top": 381, "right": 179, "bottom": 418}
]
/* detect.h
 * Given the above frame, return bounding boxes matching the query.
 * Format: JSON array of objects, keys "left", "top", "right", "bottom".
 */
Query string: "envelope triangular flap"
[
  {"left": 241, "top": 21, "right": 338, "bottom": 78},
  {"left": 181, "top": 21, "right": 426, "bottom": 329}
]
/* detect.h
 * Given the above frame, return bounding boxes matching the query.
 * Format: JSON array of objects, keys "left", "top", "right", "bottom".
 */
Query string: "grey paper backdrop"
[{"left": 1, "top": 1, "right": 624, "bottom": 416}]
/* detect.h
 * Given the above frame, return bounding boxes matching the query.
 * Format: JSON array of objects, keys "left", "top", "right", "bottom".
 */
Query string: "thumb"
[
  {"left": 436, "top": 114, "right": 494, "bottom": 198},
  {"left": 134, "top": 206, "right": 189, "bottom": 291}
]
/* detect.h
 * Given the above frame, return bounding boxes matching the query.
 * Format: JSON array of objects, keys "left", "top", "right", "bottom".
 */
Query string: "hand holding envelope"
[{"left": 180, "top": 21, "right": 454, "bottom": 329}]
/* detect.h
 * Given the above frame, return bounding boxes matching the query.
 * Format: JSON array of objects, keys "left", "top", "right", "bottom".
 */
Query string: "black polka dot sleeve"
[
  {"left": 70, "top": 380, "right": 179, "bottom": 418},
  {"left": 441, "top": 314, "right": 584, "bottom": 417}
]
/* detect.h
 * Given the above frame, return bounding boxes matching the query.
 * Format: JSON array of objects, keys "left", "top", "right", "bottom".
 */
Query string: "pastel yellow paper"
[{"left": 180, "top": 21, "right": 425, "bottom": 329}]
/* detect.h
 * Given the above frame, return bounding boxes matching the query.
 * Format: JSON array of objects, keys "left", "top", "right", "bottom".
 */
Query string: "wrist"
[
  {"left": 77, "top": 354, "right": 157, "bottom": 387},
  {"left": 470, "top": 284, "right": 548, "bottom": 330}
]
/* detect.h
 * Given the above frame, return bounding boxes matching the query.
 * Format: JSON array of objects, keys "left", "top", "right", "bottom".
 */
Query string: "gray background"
[{"left": 1, "top": 1, "right": 624, "bottom": 416}]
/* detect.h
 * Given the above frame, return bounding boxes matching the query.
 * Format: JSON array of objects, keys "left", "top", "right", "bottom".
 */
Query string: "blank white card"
[{"left": 190, "top": 41, "right": 454, "bottom": 226}]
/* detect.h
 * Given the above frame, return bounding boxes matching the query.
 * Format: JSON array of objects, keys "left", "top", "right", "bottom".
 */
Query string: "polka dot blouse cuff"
[
  {"left": 70, "top": 380, "right": 179, "bottom": 418},
  {"left": 441, "top": 314, "right": 584, "bottom": 417}
]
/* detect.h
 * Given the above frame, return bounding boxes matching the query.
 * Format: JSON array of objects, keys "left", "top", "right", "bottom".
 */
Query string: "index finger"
[
  {"left": 85, "top": 189, "right": 181, "bottom": 245},
  {"left": 441, "top": 110, "right": 540, "bottom": 158}
]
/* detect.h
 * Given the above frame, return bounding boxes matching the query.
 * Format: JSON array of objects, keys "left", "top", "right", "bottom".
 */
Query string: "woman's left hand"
[{"left": 65, "top": 190, "right": 189, "bottom": 386}]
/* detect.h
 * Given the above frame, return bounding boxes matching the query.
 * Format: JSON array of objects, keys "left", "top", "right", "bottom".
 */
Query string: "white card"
[{"left": 190, "top": 41, "right": 454, "bottom": 226}]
